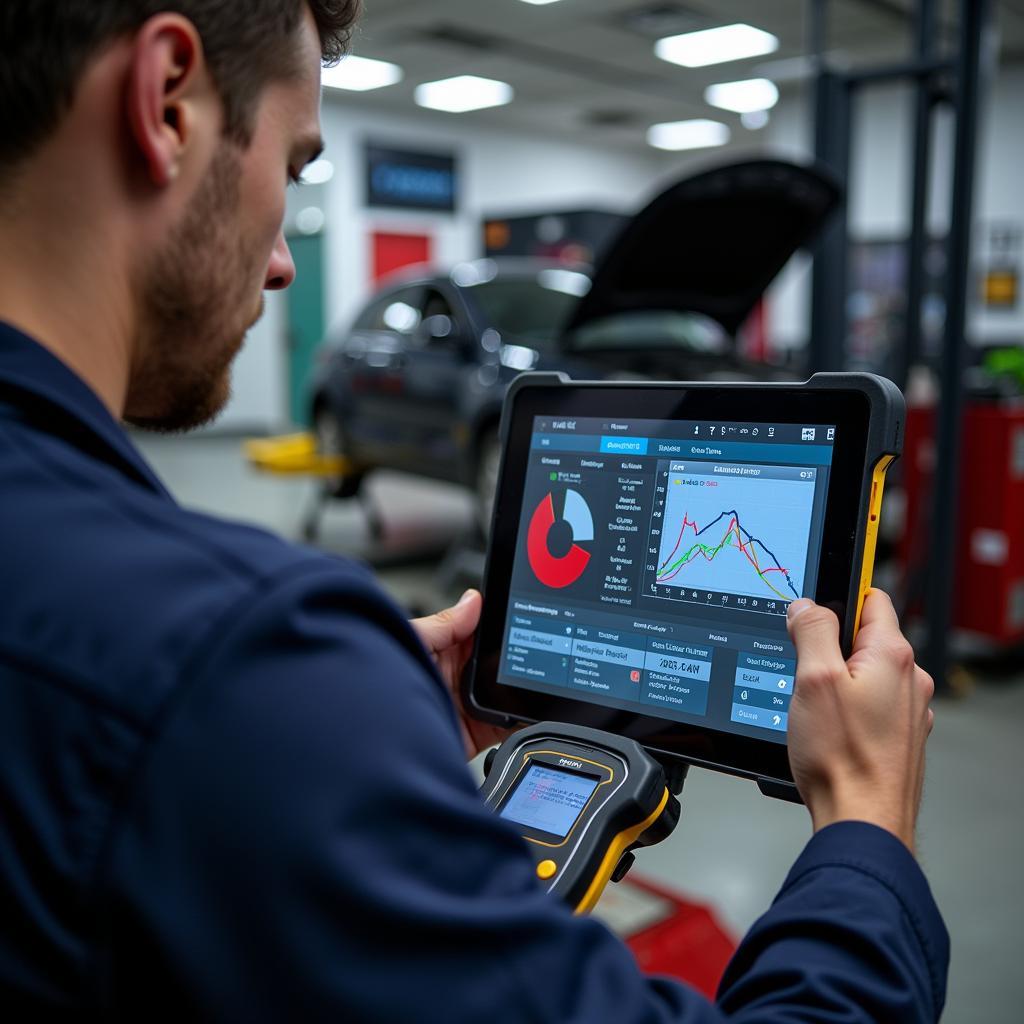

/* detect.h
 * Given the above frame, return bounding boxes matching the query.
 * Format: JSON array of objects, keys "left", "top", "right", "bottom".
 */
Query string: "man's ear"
[{"left": 125, "top": 14, "right": 213, "bottom": 188}]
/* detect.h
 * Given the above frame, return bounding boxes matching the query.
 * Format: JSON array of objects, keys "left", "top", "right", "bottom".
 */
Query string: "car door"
[
  {"left": 388, "top": 284, "right": 478, "bottom": 480},
  {"left": 341, "top": 284, "right": 424, "bottom": 464}
]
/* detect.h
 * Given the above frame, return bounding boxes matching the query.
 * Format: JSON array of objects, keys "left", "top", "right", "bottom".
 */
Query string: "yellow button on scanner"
[{"left": 536, "top": 859, "right": 558, "bottom": 880}]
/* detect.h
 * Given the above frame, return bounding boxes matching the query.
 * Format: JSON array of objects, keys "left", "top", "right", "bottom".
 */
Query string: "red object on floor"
[
  {"left": 900, "top": 401, "right": 1024, "bottom": 644},
  {"left": 371, "top": 231, "right": 432, "bottom": 283},
  {"left": 620, "top": 874, "right": 737, "bottom": 999}
]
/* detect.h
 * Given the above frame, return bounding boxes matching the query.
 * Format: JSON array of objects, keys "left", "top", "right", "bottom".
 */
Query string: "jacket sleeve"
[
  {"left": 94, "top": 563, "right": 948, "bottom": 1023},
  {"left": 716, "top": 822, "right": 949, "bottom": 1023}
]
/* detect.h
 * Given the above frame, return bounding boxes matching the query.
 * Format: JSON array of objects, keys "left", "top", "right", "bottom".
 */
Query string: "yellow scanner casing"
[
  {"left": 852, "top": 454, "right": 897, "bottom": 639},
  {"left": 573, "top": 786, "right": 670, "bottom": 914}
]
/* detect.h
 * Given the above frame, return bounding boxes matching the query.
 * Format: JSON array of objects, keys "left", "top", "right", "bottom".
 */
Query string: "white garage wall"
[
  {"left": 215, "top": 290, "right": 288, "bottom": 430},
  {"left": 208, "top": 288, "right": 289, "bottom": 433}
]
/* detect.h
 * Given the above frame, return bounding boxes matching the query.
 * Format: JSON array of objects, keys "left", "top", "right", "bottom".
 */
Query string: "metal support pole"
[
  {"left": 922, "top": 0, "right": 991, "bottom": 689},
  {"left": 809, "top": 69, "right": 851, "bottom": 372},
  {"left": 808, "top": 0, "right": 827, "bottom": 70},
  {"left": 896, "top": 0, "right": 939, "bottom": 391}
]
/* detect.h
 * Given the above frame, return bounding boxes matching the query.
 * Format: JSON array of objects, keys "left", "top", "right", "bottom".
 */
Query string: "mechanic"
[{"left": 0, "top": 2, "right": 948, "bottom": 1020}]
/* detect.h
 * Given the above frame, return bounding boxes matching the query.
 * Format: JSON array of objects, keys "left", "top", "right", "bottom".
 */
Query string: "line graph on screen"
[{"left": 654, "top": 471, "right": 815, "bottom": 601}]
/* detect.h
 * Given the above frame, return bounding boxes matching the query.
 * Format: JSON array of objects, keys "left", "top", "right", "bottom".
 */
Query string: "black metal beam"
[
  {"left": 808, "top": 69, "right": 851, "bottom": 372},
  {"left": 922, "top": 0, "right": 992, "bottom": 689},
  {"left": 808, "top": 0, "right": 828, "bottom": 68},
  {"left": 895, "top": 0, "right": 940, "bottom": 391}
]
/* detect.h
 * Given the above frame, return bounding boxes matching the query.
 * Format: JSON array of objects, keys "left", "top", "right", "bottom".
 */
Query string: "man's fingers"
[
  {"left": 410, "top": 589, "right": 482, "bottom": 655},
  {"left": 852, "top": 589, "right": 902, "bottom": 654},
  {"left": 848, "top": 589, "right": 917, "bottom": 679},
  {"left": 787, "top": 599, "right": 846, "bottom": 683}
]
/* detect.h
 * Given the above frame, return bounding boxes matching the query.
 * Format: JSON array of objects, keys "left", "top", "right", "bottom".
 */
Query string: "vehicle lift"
[
  {"left": 243, "top": 433, "right": 385, "bottom": 543},
  {"left": 243, "top": 434, "right": 487, "bottom": 594}
]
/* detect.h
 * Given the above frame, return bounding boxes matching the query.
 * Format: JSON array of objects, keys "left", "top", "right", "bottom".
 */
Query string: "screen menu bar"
[{"left": 535, "top": 418, "right": 837, "bottom": 447}]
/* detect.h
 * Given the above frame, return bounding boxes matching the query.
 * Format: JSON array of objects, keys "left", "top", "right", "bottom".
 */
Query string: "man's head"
[{"left": 0, "top": 1, "right": 361, "bottom": 431}]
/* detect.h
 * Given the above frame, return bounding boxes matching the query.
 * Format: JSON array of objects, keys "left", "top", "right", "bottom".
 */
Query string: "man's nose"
[{"left": 265, "top": 231, "right": 296, "bottom": 290}]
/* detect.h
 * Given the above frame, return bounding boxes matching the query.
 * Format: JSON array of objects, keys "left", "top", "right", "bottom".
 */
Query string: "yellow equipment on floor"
[
  {"left": 243, "top": 432, "right": 350, "bottom": 477},
  {"left": 243, "top": 432, "right": 370, "bottom": 542}
]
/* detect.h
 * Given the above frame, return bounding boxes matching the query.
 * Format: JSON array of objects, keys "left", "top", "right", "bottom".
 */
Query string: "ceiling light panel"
[
  {"left": 704, "top": 78, "right": 779, "bottom": 113},
  {"left": 414, "top": 76, "right": 514, "bottom": 114},
  {"left": 647, "top": 119, "right": 730, "bottom": 151},
  {"left": 655, "top": 23, "right": 779, "bottom": 68},
  {"left": 322, "top": 56, "right": 404, "bottom": 92}
]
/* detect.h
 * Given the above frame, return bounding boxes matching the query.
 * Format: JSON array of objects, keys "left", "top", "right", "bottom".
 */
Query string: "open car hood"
[{"left": 563, "top": 159, "right": 841, "bottom": 338}]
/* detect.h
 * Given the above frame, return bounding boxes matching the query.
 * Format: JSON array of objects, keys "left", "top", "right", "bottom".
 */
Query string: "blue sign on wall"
[{"left": 366, "top": 144, "right": 458, "bottom": 212}]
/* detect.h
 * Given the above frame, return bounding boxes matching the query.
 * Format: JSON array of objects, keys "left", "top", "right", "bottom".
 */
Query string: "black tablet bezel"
[{"left": 467, "top": 380, "right": 875, "bottom": 787}]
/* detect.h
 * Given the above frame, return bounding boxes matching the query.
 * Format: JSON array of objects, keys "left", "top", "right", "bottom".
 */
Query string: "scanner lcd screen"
[
  {"left": 499, "top": 763, "right": 600, "bottom": 838},
  {"left": 495, "top": 416, "right": 836, "bottom": 746}
]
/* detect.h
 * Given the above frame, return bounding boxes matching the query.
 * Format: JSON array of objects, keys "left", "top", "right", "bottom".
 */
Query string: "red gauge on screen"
[{"left": 526, "top": 490, "right": 594, "bottom": 589}]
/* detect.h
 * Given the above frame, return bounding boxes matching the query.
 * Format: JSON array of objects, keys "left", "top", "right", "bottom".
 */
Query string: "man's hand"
[
  {"left": 410, "top": 590, "right": 510, "bottom": 759},
  {"left": 786, "top": 589, "right": 934, "bottom": 853}
]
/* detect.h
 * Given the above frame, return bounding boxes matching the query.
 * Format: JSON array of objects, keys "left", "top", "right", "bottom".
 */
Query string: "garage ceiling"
[{"left": 327, "top": 0, "right": 1024, "bottom": 151}]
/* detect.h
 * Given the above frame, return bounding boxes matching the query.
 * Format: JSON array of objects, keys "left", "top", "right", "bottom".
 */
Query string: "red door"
[{"left": 371, "top": 232, "right": 432, "bottom": 284}]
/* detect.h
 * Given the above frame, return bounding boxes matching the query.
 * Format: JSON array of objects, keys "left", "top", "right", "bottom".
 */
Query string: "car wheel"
[
  {"left": 314, "top": 405, "right": 364, "bottom": 499},
  {"left": 475, "top": 428, "right": 502, "bottom": 536}
]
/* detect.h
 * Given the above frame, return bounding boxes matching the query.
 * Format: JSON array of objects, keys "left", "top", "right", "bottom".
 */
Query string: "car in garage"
[{"left": 309, "top": 159, "right": 840, "bottom": 527}]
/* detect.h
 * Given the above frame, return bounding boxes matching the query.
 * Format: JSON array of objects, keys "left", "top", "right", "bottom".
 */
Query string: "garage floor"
[{"left": 137, "top": 433, "right": 1024, "bottom": 1024}]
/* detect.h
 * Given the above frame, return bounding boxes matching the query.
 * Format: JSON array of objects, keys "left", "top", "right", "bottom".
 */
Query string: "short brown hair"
[{"left": 0, "top": 1, "right": 361, "bottom": 172}]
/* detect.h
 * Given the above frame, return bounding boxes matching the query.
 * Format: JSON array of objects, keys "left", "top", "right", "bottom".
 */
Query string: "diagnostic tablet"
[{"left": 465, "top": 372, "right": 904, "bottom": 798}]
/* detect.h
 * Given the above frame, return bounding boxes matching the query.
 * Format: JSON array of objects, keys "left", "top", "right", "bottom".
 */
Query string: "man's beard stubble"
[{"left": 125, "top": 145, "right": 263, "bottom": 433}]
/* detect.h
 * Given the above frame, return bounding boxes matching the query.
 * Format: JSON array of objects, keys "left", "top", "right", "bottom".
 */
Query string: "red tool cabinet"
[{"left": 900, "top": 401, "right": 1024, "bottom": 644}]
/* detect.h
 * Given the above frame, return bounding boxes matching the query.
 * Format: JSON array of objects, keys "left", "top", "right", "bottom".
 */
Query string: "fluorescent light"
[
  {"left": 647, "top": 119, "right": 730, "bottom": 151},
  {"left": 519, "top": 0, "right": 563, "bottom": 4},
  {"left": 741, "top": 110, "right": 770, "bottom": 130},
  {"left": 322, "top": 56, "right": 403, "bottom": 92},
  {"left": 705, "top": 77, "right": 778, "bottom": 113},
  {"left": 655, "top": 24, "right": 779, "bottom": 68},
  {"left": 415, "top": 76, "right": 514, "bottom": 114}
]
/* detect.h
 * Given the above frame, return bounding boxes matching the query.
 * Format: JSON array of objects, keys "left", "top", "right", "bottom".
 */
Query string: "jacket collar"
[{"left": 0, "top": 320, "right": 173, "bottom": 499}]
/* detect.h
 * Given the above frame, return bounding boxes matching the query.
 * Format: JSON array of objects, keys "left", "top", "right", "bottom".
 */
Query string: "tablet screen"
[{"left": 496, "top": 416, "right": 836, "bottom": 745}]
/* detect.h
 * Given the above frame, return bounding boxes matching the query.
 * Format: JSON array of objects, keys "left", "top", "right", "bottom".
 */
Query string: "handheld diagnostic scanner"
[{"left": 481, "top": 722, "right": 681, "bottom": 913}]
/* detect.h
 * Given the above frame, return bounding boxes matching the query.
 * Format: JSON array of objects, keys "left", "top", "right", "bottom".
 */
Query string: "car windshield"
[
  {"left": 464, "top": 274, "right": 586, "bottom": 348},
  {"left": 565, "top": 311, "right": 730, "bottom": 353}
]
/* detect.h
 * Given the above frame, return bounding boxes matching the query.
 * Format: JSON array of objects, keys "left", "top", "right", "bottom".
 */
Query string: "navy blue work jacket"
[{"left": 0, "top": 321, "right": 949, "bottom": 1021}]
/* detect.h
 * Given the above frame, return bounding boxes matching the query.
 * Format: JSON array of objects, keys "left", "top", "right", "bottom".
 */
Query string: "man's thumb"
[
  {"left": 450, "top": 589, "right": 482, "bottom": 639},
  {"left": 787, "top": 599, "right": 846, "bottom": 679}
]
